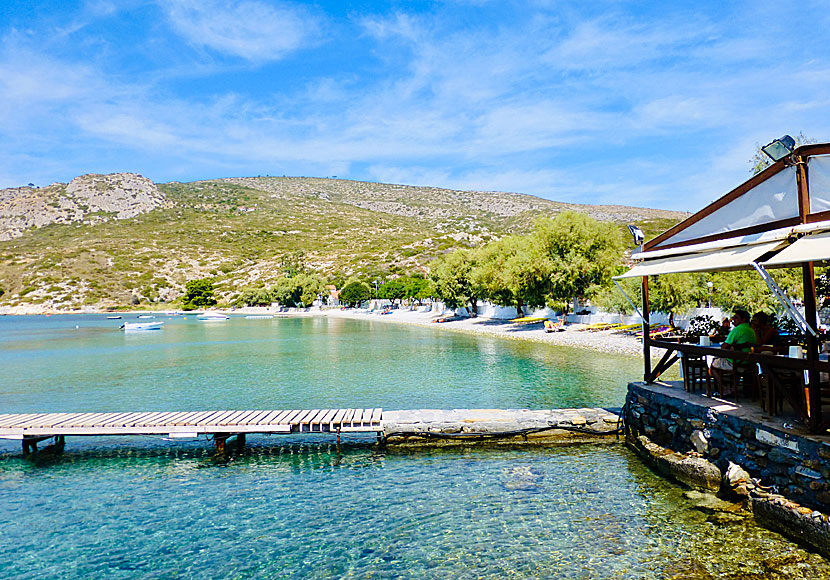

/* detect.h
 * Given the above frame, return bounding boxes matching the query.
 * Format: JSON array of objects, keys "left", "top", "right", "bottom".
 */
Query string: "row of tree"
[{"left": 429, "top": 212, "right": 623, "bottom": 316}]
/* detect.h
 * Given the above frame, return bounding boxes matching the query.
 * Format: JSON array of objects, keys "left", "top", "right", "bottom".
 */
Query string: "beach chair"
[{"left": 544, "top": 317, "right": 566, "bottom": 333}]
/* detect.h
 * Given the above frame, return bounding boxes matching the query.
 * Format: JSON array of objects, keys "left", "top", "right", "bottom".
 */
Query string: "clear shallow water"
[
  {"left": 1, "top": 315, "right": 828, "bottom": 579},
  {"left": 0, "top": 314, "right": 640, "bottom": 412}
]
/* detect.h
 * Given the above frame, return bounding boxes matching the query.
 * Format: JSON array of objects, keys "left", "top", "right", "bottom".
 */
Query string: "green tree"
[
  {"left": 648, "top": 273, "right": 704, "bottom": 327},
  {"left": 340, "top": 281, "right": 371, "bottom": 307},
  {"left": 534, "top": 212, "right": 624, "bottom": 313},
  {"left": 234, "top": 286, "right": 273, "bottom": 307},
  {"left": 378, "top": 278, "right": 407, "bottom": 302},
  {"left": 271, "top": 273, "right": 325, "bottom": 307},
  {"left": 472, "top": 235, "right": 550, "bottom": 317},
  {"left": 182, "top": 278, "right": 217, "bottom": 310},
  {"left": 404, "top": 274, "right": 434, "bottom": 305},
  {"left": 430, "top": 249, "right": 480, "bottom": 314},
  {"left": 595, "top": 277, "right": 641, "bottom": 319}
]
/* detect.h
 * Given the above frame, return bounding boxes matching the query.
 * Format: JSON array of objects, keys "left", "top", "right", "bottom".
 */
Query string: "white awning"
[
  {"left": 615, "top": 241, "right": 785, "bottom": 279},
  {"left": 761, "top": 231, "right": 830, "bottom": 266}
]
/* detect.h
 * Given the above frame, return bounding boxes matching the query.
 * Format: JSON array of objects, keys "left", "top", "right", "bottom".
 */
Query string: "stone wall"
[{"left": 624, "top": 382, "right": 830, "bottom": 512}]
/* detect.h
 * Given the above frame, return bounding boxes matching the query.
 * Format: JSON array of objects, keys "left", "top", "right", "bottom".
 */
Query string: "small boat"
[
  {"left": 107, "top": 315, "right": 122, "bottom": 320},
  {"left": 197, "top": 312, "right": 230, "bottom": 320},
  {"left": 137, "top": 315, "right": 155, "bottom": 319},
  {"left": 121, "top": 321, "right": 164, "bottom": 331}
]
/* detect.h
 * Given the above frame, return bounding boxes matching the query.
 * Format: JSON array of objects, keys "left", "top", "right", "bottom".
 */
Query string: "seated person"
[
  {"left": 751, "top": 311, "right": 779, "bottom": 346},
  {"left": 711, "top": 309, "right": 757, "bottom": 394}
]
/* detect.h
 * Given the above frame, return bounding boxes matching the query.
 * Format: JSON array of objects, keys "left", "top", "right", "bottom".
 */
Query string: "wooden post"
[
  {"left": 803, "top": 262, "right": 822, "bottom": 432},
  {"left": 235, "top": 433, "right": 246, "bottom": 453},
  {"left": 642, "top": 276, "right": 651, "bottom": 382},
  {"left": 213, "top": 433, "right": 228, "bottom": 454}
]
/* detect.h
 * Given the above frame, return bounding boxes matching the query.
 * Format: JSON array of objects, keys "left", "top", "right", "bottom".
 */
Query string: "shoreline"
[
  {"left": 0, "top": 305, "right": 655, "bottom": 358},
  {"left": 322, "top": 308, "right": 654, "bottom": 358}
]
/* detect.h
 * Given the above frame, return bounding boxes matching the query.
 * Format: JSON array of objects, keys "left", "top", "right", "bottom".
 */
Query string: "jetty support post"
[
  {"left": 641, "top": 275, "right": 651, "bottom": 382},
  {"left": 22, "top": 435, "right": 58, "bottom": 456},
  {"left": 235, "top": 433, "right": 246, "bottom": 453},
  {"left": 213, "top": 433, "right": 229, "bottom": 454}
]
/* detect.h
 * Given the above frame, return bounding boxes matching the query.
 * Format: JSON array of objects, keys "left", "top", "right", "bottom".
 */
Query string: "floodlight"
[
  {"left": 761, "top": 135, "right": 796, "bottom": 162},
  {"left": 627, "top": 225, "right": 645, "bottom": 245}
]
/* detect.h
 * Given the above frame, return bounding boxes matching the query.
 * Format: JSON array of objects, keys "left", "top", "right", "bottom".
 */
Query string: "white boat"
[
  {"left": 106, "top": 315, "right": 122, "bottom": 319},
  {"left": 121, "top": 321, "right": 164, "bottom": 331},
  {"left": 197, "top": 312, "right": 230, "bottom": 320},
  {"left": 137, "top": 315, "right": 155, "bottom": 319}
]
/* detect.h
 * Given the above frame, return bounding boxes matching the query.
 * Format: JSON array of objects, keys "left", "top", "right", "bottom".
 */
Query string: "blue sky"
[{"left": 2, "top": 0, "right": 830, "bottom": 211}]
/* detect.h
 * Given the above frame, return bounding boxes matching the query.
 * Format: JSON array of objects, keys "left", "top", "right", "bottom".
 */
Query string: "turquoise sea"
[{"left": 1, "top": 314, "right": 828, "bottom": 579}]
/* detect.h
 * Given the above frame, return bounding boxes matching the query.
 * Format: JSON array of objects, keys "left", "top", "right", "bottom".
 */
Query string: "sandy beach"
[{"left": 323, "top": 307, "right": 651, "bottom": 358}]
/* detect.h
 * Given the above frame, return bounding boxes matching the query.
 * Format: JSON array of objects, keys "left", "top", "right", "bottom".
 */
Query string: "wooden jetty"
[
  {"left": 0, "top": 407, "right": 622, "bottom": 454},
  {"left": 0, "top": 409, "right": 382, "bottom": 453}
]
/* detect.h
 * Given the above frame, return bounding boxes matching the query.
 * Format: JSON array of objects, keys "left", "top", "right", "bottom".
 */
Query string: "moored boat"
[
  {"left": 121, "top": 321, "right": 164, "bottom": 331},
  {"left": 197, "top": 312, "right": 230, "bottom": 320}
]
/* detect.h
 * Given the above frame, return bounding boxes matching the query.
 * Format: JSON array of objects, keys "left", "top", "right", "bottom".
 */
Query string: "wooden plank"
[
  {"left": 168, "top": 411, "right": 203, "bottom": 425},
  {"left": 234, "top": 410, "right": 263, "bottom": 424},
  {"left": 73, "top": 413, "right": 119, "bottom": 427},
  {"left": 317, "top": 409, "right": 338, "bottom": 427},
  {"left": 280, "top": 409, "right": 305, "bottom": 425},
  {"left": 218, "top": 410, "right": 249, "bottom": 425},
  {"left": 157, "top": 412, "right": 193, "bottom": 425},
  {"left": 179, "top": 411, "right": 217, "bottom": 425},
  {"left": 301, "top": 409, "right": 322, "bottom": 426},
  {"left": 197, "top": 410, "right": 233, "bottom": 426},
  {"left": 138, "top": 412, "right": 181, "bottom": 427},
  {"left": 305, "top": 409, "right": 325, "bottom": 432},
  {"left": 91, "top": 412, "right": 135, "bottom": 427},
  {"left": 255, "top": 410, "right": 286, "bottom": 425},
  {"left": 16, "top": 413, "right": 71, "bottom": 428},
  {"left": 43, "top": 412, "right": 96, "bottom": 428},
  {"left": 0, "top": 414, "right": 43, "bottom": 427},
  {"left": 119, "top": 411, "right": 161, "bottom": 427},
  {"left": 270, "top": 409, "right": 298, "bottom": 425},
  {"left": 292, "top": 409, "right": 315, "bottom": 426},
  {"left": 241, "top": 410, "right": 272, "bottom": 425},
  {"left": 59, "top": 413, "right": 110, "bottom": 428},
  {"left": 343, "top": 408, "right": 357, "bottom": 426},
  {"left": 97, "top": 412, "right": 145, "bottom": 427},
  {"left": 370, "top": 408, "right": 383, "bottom": 425},
  {"left": 329, "top": 408, "right": 348, "bottom": 429}
]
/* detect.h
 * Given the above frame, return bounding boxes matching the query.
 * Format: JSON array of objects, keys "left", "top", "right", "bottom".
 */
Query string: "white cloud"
[{"left": 162, "top": 0, "right": 321, "bottom": 61}]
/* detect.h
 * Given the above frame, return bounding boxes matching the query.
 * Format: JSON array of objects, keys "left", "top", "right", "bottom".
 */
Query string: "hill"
[{"left": 0, "top": 174, "right": 686, "bottom": 311}]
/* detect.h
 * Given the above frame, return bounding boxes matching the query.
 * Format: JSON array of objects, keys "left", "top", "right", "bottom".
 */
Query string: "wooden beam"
[{"left": 642, "top": 276, "right": 651, "bottom": 382}]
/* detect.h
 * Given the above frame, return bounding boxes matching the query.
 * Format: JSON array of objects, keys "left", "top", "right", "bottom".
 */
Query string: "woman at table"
[
  {"left": 711, "top": 309, "right": 757, "bottom": 395},
  {"left": 751, "top": 311, "right": 779, "bottom": 346}
]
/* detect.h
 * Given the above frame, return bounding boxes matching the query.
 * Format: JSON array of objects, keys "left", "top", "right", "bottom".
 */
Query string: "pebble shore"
[{"left": 324, "top": 308, "right": 654, "bottom": 358}]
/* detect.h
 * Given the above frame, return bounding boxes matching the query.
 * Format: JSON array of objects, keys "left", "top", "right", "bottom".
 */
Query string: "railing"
[{"left": 645, "top": 338, "right": 830, "bottom": 433}]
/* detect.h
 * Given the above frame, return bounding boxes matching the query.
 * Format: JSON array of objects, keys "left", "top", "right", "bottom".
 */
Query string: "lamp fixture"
[{"left": 761, "top": 135, "right": 796, "bottom": 162}]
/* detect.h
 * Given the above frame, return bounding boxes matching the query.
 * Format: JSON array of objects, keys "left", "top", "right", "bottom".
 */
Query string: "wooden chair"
[{"left": 682, "top": 353, "right": 712, "bottom": 395}]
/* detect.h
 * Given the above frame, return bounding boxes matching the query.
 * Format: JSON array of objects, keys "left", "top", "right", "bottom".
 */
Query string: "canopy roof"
[
  {"left": 645, "top": 144, "right": 830, "bottom": 253},
  {"left": 614, "top": 241, "right": 785, "bottom": 279}
]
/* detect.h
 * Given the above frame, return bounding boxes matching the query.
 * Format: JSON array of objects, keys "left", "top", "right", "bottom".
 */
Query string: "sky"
[{"left": 2, "top": 0, "right": 830, "bottom": 211}]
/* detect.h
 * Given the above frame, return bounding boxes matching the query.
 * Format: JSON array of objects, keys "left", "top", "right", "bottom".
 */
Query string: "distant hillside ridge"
[
  {"left": 218, "top": 176, "right": 683, "bottom": 225},
  {"left": 0, "top": 173, "right": 687, "bottom": 311}
]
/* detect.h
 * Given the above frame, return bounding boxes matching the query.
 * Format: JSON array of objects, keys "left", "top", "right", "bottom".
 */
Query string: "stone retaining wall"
[{"left": 625, "top": 382, "right": 830, "bottom": 511}]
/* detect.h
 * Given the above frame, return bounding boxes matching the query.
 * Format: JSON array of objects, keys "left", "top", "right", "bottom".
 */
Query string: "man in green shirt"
[{"left": 711, "top": 309, "right": 757, "bottom": 394}]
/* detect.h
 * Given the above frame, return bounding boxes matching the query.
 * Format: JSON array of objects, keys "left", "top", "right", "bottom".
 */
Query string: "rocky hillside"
[
  {"left": 0, "top": 173, "right": 168, "bottom": 241},
  {"left": 0, "top": 173, "right": 686, "bottom": 311}
]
